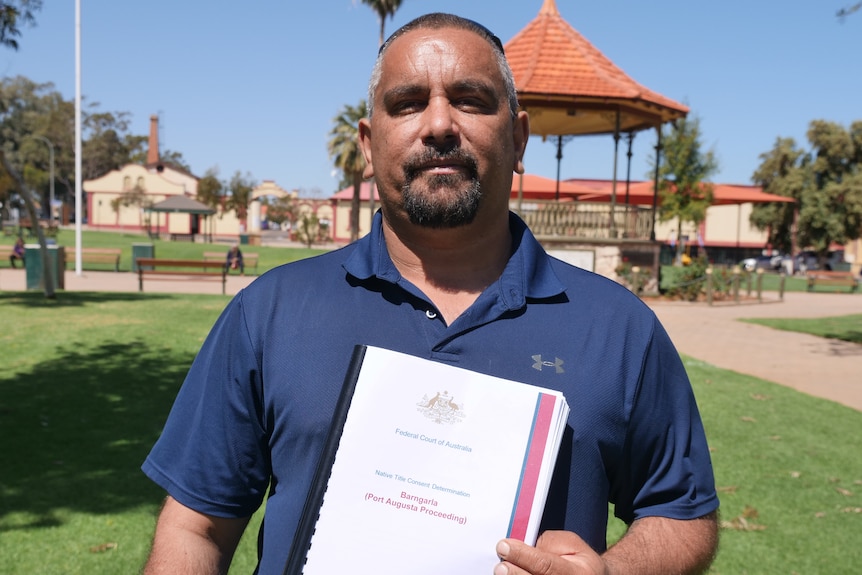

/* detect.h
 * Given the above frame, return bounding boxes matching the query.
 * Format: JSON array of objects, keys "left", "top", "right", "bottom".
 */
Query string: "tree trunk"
[
  {"left": 0, "top": 151, "right": 56, "bottom": 298},
  {"left": 350, "top": 171, "right": 362, "bottom": 242}
]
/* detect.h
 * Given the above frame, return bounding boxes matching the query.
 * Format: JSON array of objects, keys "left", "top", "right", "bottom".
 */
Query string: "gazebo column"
[
  {"left": 624, "top": 132, "right": 634, "bottom": 236},
  {"left": 650, "top": 126, "right": 663, "bottom": 241},
  {"left": 609, "top": 109, "right": 621, "bottom": 238}
]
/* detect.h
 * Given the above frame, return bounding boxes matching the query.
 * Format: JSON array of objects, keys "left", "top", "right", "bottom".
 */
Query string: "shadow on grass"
[
  {"left": 0, "top": 291, "right": 175, "bottom": 308},
  {"left": 824, "top": 330, "right": 862, "bottom": 345},
  {"left": 0, "top": 338, "right": 192, "bottom": 531}
]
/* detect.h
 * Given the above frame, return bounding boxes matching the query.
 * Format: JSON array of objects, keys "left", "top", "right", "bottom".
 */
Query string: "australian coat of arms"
[{"left": 417, "top": 391, "right": 465, "bottom": 424}]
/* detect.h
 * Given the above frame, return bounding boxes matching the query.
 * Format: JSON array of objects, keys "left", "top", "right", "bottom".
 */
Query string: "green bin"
[
  {"left": 24, "top": 244, "right": 66, "bottom": 291},
  {"left": 239, "top": 234, "right": 249, "bottom": 245},
  {"left": 132, "top": 243, "right": 155, "bottom": 272}
]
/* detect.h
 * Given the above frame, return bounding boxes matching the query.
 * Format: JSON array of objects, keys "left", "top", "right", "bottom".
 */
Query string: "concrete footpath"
[
  {"left": 3, "top": 267, "right": 860, "bottom": 411},
  {"left": 649, "top": 292, "right": 862, "bottom": 412}
]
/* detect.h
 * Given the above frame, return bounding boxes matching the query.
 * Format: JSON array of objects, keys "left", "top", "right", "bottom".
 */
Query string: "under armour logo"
[{"left": 532, "top": 354, "right": 564, "bottom": 374}]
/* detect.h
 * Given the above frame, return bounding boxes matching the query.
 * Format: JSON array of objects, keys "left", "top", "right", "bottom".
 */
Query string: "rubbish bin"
[
  {"left": 132, "top": 243, "right": 155, "bottom": 272},
  {"left": 24, "top": 244, "right": 66, "bottom": 291},
  {"left": 239, "top": 234, "right": 249, "bottom": 245}
]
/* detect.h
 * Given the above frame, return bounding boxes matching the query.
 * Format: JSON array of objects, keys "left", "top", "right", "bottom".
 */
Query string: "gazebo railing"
[{"left": 513, "top": 200, "right": 652, "bottom": 240}]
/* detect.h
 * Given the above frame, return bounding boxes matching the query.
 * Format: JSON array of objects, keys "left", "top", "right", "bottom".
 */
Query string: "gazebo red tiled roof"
[{"left": 505, "top": 0, "right": 688, "bottom": 136}]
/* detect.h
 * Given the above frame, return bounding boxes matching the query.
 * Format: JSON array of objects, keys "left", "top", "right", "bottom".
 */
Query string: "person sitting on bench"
[
  {"left": 225, "top": 245, "right": 244, "bottom": 275},
  {"left": 10, "top": 237, "right": 25, "bottom": 268}
]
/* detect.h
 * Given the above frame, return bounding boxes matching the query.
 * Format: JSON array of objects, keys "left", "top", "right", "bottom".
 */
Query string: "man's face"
[{"left": 359, "top": 27, "right": 528, "bottom": 229}]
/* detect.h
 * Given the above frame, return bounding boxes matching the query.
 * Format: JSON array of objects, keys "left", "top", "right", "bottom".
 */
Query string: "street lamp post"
[{"left": 32, "top": 135, "right": 55, "bottom": 226}]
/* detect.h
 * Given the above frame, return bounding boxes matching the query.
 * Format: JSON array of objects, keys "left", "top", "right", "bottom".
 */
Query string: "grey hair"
[{"left": 366, "top": 13, "right": 519, "bottom": 119}]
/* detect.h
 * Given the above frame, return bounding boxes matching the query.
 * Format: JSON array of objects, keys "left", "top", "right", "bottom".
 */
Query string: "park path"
[
  {"left": 3, "top": 268, "right": 860, "bottom": 411},
  {"left": 648, "top": 292, "right": 862, "bottom": 411}
]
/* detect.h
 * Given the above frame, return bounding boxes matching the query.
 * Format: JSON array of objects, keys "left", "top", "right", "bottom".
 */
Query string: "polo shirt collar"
[{"left": 343, "top": 212, "right": 566, "bottom": 309}]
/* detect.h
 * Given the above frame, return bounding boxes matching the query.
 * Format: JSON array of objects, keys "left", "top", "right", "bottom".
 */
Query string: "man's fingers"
[
  {"left": 495, "top": 533, "right": 607, "bottom": 575},
  {"left": 495, "top": 539, "right": 557, "bottom": 575},
  {"left": 534, "top": 530, "right": 598, "bottom": 556}
]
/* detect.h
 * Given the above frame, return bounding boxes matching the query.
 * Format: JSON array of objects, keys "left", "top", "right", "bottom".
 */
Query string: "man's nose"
[{"left": 420, "top": 98, "right": 459, "bottom": 146}]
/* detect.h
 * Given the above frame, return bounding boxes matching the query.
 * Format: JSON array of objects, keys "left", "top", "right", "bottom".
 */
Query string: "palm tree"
[
  {"left": 328, "top": 100, "right": 367, "bottom": 242},
  {"left": 360, "top": 0, "right": 404, "bottom": 47},
  {"left": 359, "top": 1, "right": 404, "bottom": 224}
]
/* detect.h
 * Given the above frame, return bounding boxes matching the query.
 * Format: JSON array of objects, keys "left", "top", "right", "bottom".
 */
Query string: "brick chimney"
[{"left": 147, "top": 114, "right": 159, "bottom": 166}]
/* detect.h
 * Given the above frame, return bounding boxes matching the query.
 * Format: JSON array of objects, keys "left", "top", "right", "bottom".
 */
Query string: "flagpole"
[{"left": 74, "top": 0, "right": 82, "bottom": 275}]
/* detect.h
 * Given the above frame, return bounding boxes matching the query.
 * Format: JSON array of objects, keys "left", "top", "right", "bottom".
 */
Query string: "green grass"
[
  {"left": 1, "top": 293, "right": 860, "bottom": 573},
  {"left": 740, "top": 314, "right": 862, "bottom": 344},
  {"left": 0, "top": 228, "right": 328, "bottom": 274},
  {"left": 660, "top": 265, "right": 861, "bottom": 295}
]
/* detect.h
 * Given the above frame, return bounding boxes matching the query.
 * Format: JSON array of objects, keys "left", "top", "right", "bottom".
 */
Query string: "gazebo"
[
  {"left": 505, "top": 0, "right": 688, "bottom": 239},
  {"left": 145, "top": 195, "right": 217, "bottom": 241}
]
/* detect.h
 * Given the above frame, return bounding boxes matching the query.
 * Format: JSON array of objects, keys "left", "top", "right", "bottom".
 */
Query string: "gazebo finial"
[{"left": 539, "top": 0, "right": 559, "bottom": 16}]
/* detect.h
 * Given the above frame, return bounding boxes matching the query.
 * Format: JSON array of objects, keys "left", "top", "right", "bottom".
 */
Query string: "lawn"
[
  {"left": 0, "top": 228, "right": 327, "bottom": 274},
  {"left": 741, "top": 314, "right": 862, "bottom": 345},
  {"left": 1, "top": 292, "right": 860, "bottom": 574},
  {"left": 660, "top": 265, "right": 861, "bottom": 295}
]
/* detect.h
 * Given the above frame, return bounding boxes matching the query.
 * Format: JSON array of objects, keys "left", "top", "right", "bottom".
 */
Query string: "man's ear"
[
  {"left": 512, "top": 111, "right": 530, "bottom": 175},
  {"left": 358, "top": 118, "right": 374, "bottom": 179}
]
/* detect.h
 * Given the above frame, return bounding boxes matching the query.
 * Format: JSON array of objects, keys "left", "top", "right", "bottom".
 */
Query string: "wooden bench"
[
  {"left": 0, "top": 244, "right": 16, "bottom": 267},
  {"left": 136, "top": 258, "right": 228, "bottom": 294},
  {"left": 203, "top": 251, "right": 259, "bottom": 274},
  {"left": 77, "top": 248, "right": 122, "bottom": 271},
  {"left": 806, "top": 270, "right": 858, "bottom": 292}
]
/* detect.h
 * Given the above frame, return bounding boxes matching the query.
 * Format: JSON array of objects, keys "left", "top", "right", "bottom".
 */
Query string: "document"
[{"left": 286, "top": 345, "right": 570, "bottom": 575}]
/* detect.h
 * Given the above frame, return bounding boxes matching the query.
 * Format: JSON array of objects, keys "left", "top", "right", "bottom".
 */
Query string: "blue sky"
[{"left": 2, "top": 1, "right": 859, "bottom": 196}]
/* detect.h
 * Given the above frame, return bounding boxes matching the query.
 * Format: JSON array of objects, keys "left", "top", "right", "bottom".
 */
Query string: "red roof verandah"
[{"left": 505, "top": 0, "right": 688, "bottom": 238}]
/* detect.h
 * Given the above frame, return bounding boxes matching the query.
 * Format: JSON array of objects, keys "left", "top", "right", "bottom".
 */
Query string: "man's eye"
[
  {"left": 392, "top": 101, "right": 424, "bottom": 114},
  {"left": 454, "top": 98, "right": 490, "bottom": 112}
]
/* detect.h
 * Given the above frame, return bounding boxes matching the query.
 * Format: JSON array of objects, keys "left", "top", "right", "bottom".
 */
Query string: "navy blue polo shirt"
[{"left": 143, "top": 212, "right": 718, "bottom": 574}]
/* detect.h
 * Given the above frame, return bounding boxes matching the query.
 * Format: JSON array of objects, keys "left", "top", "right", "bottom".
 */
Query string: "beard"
[{"left": 401, "top": 147, "right": 482, "bottom": 228}]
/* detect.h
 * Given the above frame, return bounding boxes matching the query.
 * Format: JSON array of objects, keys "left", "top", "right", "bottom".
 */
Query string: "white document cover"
[{"left": 291, "top": 345, "right": 570, "bottom": 574}]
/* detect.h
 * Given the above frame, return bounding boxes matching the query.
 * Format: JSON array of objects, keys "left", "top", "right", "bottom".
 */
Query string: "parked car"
[
  {"left": 793, "top": 250, "right": 847, "bottom": 273},
  {"left": 740, "top": 254, "right": 782, "bottom": 272}
]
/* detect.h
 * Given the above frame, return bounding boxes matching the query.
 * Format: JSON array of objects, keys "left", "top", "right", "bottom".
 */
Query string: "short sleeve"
[
  {"left": 142, "top": 292, "right": 270, "bottom": 518},
  {"left": 611, "top": 319, "right": 718, "bottom": 523}
]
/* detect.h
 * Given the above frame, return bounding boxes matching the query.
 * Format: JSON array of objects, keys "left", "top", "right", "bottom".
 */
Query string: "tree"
[
  {"left": 750, "top": 120, "right": 862, "bottom": 266},
  {"left": 0, "top": 0, "right": 41, "bottom": 50},
  {"left": 749, "top": 137, "right": 806, "bottom": 254},
  {"left": 328, "top": 100, "right": 367, "bottom": 242},
  {"left": 294, "top": 212, "right": 321, "bottom": 248},
  {"left": 109, "top": 184, "right": 151, "bottom": 228},
  {"left": 360, "top": 0, "right": 404, "bottom": 47},
  {"left": 196, "top": 167, "right": 224, "bottom": 209},
  {"left": 81, "top": 109, "right": 147, "bottom": 181},
  {"left": 801, "top": 120, "right": 862, "bottom": 257},
  {"left": 837, "top": 2, "right": 861, "bottom": 20},
  {"left": 224, "top": 170, "right": 255, "bottom": 223},
  {"left": 265, "top": 193, "right": 299, "bottom": 229},
  {"left": 655, "top": 116, "right": 718, "bottom": 263},
  {"left": 0, "top": 75, "right": 57, "bottom": 298}
]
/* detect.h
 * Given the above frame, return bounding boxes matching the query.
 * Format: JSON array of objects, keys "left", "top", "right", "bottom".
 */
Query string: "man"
[
  {"left": 142, "top": 13, "right": 718, "bottom": 575},
  {"left": 225, "top": 244, "right": 244, "bottom": 275}
]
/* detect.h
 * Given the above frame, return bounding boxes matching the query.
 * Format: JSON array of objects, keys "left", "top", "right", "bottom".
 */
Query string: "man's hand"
[
  {"left": 494, "top": 531, "right": 607, "bottom": 575},
  {"left": 494, "top": 513, "right": 718, "bottom": 575}
]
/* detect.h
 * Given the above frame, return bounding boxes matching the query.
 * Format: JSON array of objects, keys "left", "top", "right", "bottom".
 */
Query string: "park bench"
[
  {"left": 806, "top": 270, "right": 858, "bottom": 293},
  {"left": 135, "top": 258, "right": 227, "bottom": 294},
  {"left": 203, "top": 251, "right": 259, "bottom": 274},
  {"left": 0, "top": 244, "right": 15, "bottom": 267},
  {"left": 77, "top": 248, "right": 122, "bottom": 272}
]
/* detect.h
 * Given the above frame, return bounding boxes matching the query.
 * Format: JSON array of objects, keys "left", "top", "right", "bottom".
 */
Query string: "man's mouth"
[{"left": 405, "top": 150, "right": 478, "bottom": 181}]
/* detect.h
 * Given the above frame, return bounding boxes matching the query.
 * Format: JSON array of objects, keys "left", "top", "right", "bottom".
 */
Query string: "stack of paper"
[{"left": 286, "top": 345, "right": 570, "bottom": 574}]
